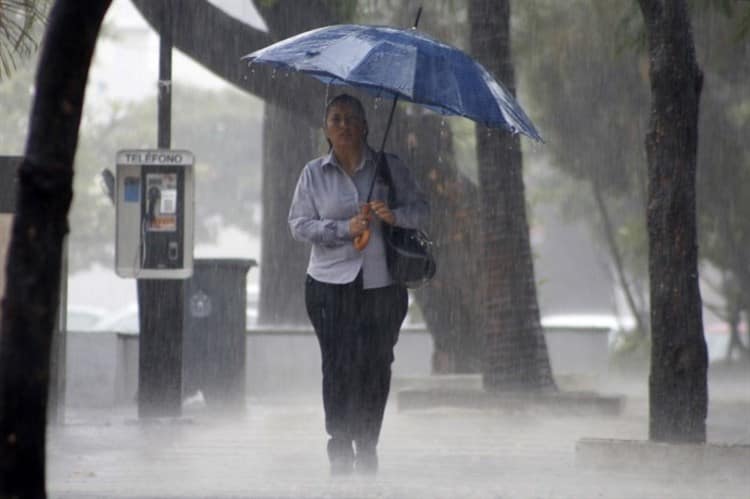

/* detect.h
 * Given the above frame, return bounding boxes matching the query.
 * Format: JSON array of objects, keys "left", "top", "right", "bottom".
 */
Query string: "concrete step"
[
  {"left": 396, "top": 375, "right": 625, "bottom": 415},
  {"left": 576, "top": 437, "right": 750, "bottom": 475}
]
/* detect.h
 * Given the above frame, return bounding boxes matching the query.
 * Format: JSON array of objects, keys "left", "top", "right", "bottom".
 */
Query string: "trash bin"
[{"left": 182, "top": 258, "right": 257, "bottom": 411}]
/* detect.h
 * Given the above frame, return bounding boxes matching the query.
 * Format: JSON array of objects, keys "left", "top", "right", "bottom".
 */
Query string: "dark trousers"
[{"left": 305, "top": 273, "right": 408, "bottom": 449}]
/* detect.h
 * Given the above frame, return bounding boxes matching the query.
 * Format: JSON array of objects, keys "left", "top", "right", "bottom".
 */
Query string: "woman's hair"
[
  {"left": 324, "top": 93, "right": 367, "bottom": 123},
  {"left": 324, "top": 93, "right": 368, "bottom": 149}
]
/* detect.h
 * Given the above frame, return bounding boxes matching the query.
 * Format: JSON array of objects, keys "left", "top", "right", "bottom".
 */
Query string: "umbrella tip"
[{"left": 412, "top": 6, "right": 423, "bottom": 29}]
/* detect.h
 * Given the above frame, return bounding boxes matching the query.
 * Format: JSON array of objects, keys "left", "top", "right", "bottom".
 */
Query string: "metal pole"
[
  {"left": 137, "top": 0, "right": 184, "bottom": 419},
  {"left": 158, "top": 2, "right": 172, "bottom": 149}
]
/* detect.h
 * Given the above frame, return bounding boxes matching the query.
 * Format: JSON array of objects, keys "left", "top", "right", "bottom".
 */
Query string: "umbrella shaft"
[
  {"left": 367, "top": 96, "right": 399, "bottom": 203},
  {"left": 379, "top": 96, "right": 399, "bottom": 154},
  {"left": 366, "top": 5, "right": 430, "bottom": 202}
]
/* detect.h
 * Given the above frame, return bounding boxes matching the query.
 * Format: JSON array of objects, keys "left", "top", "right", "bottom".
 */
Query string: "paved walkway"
[{"left": 47, "top": 370, "right": 749, "bottom": 499}]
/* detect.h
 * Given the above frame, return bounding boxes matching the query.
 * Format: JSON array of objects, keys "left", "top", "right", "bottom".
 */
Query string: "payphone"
[{"left": 115, "top": 149, "right": 194, "bottom": 279}]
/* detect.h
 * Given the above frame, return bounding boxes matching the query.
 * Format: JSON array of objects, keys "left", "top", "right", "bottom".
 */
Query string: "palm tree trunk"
[
  {"left": 0, "top": 1, "right": 111, "bottom": 495},
  {"left": 253, "top": 2, "right": 343, "bottom": 326},
  {"left": 258, "top": 102, "right": 316, "bottom": 325}
]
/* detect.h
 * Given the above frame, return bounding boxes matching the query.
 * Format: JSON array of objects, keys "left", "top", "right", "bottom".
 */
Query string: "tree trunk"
[
  {"left": 258, "top": 102, "right": 316, "bottom": 325},
  {"left": 637, "top": 0, "right": 707, "bottom": 443},
  {"left": 469, "top": 0, "right": 555, "bottom": 391},
  {"left": 0, "top": 0, "right": 111, "bottom": 495},
  {"left": 253, "top": 2, "right": 343, "bottom": 326}
]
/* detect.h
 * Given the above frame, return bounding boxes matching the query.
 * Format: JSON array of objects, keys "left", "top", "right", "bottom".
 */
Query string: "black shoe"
[
  {"left": 327, "top": 438, "right": 354, "bottom": 476},
  {"left": 354, "top": 443, "right": 378, "bottom": 475}
]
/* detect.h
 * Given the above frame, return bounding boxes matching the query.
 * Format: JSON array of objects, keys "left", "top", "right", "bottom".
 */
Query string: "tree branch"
[
  {"left": 636, "top": 0, "right": 662, "bottom": 27},
  {"left": 130, "top": 0, "right": 330, "bottom": 124},
  {"left": 591, "top": 175, "right": 649, "bottom": 336}
]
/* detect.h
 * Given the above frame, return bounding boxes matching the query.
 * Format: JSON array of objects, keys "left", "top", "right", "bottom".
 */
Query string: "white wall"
[{"left": 65, "top": 327, "right": 612, "bottom": 409}]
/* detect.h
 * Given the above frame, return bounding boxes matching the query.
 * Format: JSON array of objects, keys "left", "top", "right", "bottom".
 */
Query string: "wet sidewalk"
[{"left": 47, "top": 371, "right": 749, "bottom": 499}]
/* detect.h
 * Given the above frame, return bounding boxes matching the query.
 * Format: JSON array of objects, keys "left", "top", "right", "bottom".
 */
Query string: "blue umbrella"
[{"left": 241, "top": 22, "right": 543, "bottom": 143}]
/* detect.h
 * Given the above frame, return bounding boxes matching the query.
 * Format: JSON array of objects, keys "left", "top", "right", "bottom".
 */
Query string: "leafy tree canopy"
[
  {"left": 516, "top": 0, "right": 750, "bottom": 337},
  {"left": 0, "top": 0, "right": 49, "bottom": 80},
  {"left": 0, "top": 51, "right": 264, "bottom": 272}
]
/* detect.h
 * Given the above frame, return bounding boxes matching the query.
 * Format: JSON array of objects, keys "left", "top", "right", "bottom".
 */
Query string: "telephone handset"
[
  {"left": 140, "top": 168, "right": 184, "bottom": 269},
  {"left": 147, "top": 186, "right": 161, "bottom": 225},
  {"left": 144, "top": 174, "right": 178, "bottom": 232}
]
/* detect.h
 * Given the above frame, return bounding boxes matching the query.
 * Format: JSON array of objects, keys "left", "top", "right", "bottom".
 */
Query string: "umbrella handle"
[
  {"left": 353, "top": 229, "right": 371, "bottom": 251},
  {"left": 353, "top": 204, "right": 371, "bottom": 251}
]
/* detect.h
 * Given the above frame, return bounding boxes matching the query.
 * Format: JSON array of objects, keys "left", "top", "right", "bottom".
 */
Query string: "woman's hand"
[
  {"left": 369, "top": 200, "right": 396, "bottom": 225},
  {"left": 351, "top": 204, "right": 371, "bottom": 251}
]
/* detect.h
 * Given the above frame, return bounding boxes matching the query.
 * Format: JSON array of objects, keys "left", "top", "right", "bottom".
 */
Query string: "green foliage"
[
  {"left": 357, "top": 0, "right": 467, "bottom": 44},
  {"left": 693, "top": 8, "right": 750, "bottom": 317},
  {"left": 515, "top": 0, "right": 750, "bottom": 333},
  {"left": 612, "top": 1, "right": 647, "bottom": 53},
  {"left": 517, "top": 0, "right": 649, "bottom": 194},
  {"left": 691, "top": 0, "right": 734, "bottom": 17},
  {"left": 736, "top": 6, "right": 750, "bottom": 40},
  {"left": 515, "top": 0, "right": 651, "bottom": 321},
  {"left": 689, "top": 0, "right": 750, "bottom": 40},
  {"left": 259, "top": 0, "right": 356, "bottom": 21},
  {"left": 514, "top": 0, "right": 750, "bottom": 336},
  {"left": 323, "top": 0, "right": 358, "bottom": 21},
  {"left": 0, "top": 58, "right": 34, "bottom": 153},
  {"left": 1, "top": 54, "right": 265, "bottom": 271},
  {"left": 67, "top": 85, "right": 264, "bottom": 271},
  {"left": 0, "top": 0, "right": 49, "bottom": 80}
]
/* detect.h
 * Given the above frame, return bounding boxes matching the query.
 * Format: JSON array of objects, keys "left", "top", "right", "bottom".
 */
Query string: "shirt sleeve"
[
  {"left": 387, "top": 154, "right": 430, "bottom": 230},
  {"left": 288, "top": 165, "right": 351, "bottom": 246}
]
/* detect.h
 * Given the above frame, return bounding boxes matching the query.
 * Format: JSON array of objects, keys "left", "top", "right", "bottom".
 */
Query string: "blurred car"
[
  {"left": 246, "top": 284, "right": 259, "bottom": 328},
  {"left": 92, "top": 303, "right": 139, "bottom": 333},
  {"left": 541, "top": 313, "right": 636, "bottom": 331},
  {"left": 66, "top": 305, "right": 106, "bottom": 331},
  {"left": 541, "top": 313, "right": 636, "bottom": 350}
]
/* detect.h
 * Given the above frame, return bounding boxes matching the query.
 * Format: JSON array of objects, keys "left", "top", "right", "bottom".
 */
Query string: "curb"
[
  {"left": 397, "top": 387, "right": 625, "bottom": 415},
  {"left": 576, "top": 437, "right": 750, "bottom": 474}
]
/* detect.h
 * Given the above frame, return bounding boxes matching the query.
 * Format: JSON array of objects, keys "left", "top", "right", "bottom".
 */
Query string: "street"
[{"left": 48, "top": 370, "right": 749, "bottom": 499}]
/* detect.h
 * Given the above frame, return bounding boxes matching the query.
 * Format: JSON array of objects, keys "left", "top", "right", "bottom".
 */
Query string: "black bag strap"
[{"left": 366, "top": 150, "right": 397, "bottom": 207}]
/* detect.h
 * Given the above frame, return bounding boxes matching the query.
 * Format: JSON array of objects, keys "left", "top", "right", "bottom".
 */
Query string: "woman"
[{"left": 288, "top": 94, "right": 429, "bottom": 475}]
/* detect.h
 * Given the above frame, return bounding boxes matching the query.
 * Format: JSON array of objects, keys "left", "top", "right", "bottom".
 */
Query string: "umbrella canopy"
[{"left": 242, "top": 24, "right": 542, "bottom": 142}]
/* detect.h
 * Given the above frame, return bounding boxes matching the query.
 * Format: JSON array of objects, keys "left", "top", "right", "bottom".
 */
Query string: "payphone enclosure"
[{"left": 115, "top": 149, "right": 194, "bottom": 279}]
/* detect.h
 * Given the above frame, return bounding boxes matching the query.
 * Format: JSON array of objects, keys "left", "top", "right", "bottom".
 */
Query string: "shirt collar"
[{"left": 322, "top": 146, "right": 375, "bottom": 172}]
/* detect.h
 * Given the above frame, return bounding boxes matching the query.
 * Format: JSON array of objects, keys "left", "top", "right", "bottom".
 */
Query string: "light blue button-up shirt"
[{"left": 289, "top": 146, "right": 429, "bottom": 289}]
